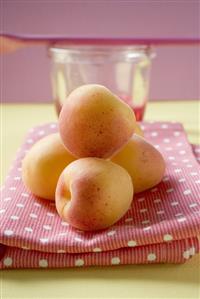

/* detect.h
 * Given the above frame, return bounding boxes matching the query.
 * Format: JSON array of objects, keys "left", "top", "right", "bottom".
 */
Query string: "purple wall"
[{"left": 1, "top": 1, "right": 200, "bottom": 103}]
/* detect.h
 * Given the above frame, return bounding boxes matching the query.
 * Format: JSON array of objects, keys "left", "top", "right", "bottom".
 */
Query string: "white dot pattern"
[
  {"left": 138, "top": 197, "right": 145, "bottom": 202},
  {"left": 0, "top": 122, "right": 199, "bottom": 268},
  {"left": 189, "top": 247, "right": 195, "bottom": 256},
  {"left": 140, "top": 208, "right": 148, "bottom": 213},
  {"left": 21, "top": 193, "right": 29, "bottom": 197},
  {"left": 163, "top": 234, "right": 173, "bottom": 241},
  {"left": 10, "top": 215, "right": 19, "bottom": 221},
  {"left": 111, "top": 257, "right": 120, "bottom": 265},
  {"left": 166, "top": 188, "right": 174, "bottom": 193},
  {"left": 183, "top": 189, "right": 191, "bottom": 195},
  {"left": 157, "top": 210, "right": 165, "bottom": 215},
  {"left": 16, "top": 203, "right": 24, "bottom": 208},
  {"left": 38, "top": 130, "right": 45, "bottom": 136},
  {"left": 47, "top": 212, "right": 55, "bottom": 217},
  {"left": 163, "top": 177, "right": 169, "bottom": 182},
  {"left": 21, "top": 246, "right": 29, "bottom": 250},
  {"left": 154, "top": 198, "right": 161, "bottom": 203},
  {"left": 24, "top": 227, "right": 33, "bottom": 233},
  {"left": 128, "top": 240, "right": 137, "bottom": 247},
  {"left": 171, "top": 201, "right": 179, "bottom": 206},
  {"left": 147, "top": 253, "right": 156, "bottom": 261},
  {"left": 125, "top": 217, "right": 133, "bottom": 222},
  {"left": 61, "top": 221, "right": 69, "bottom": 226},
  {"left": 40, "top": 238, "right": 49, "bottom": 244},
  {"left": 93, "top": 247, "right": 102, "bottom": 252},
  {"left": 43, "top": 225, "right": 52, "bottom": 231},
  {"left": 143, "top": 226, "right": 151, "bottom": 231},
  {"left": 183, "top": 250, "right": 190, "bottom": 259},
  {"left": 107, "top": 230, "right": 116, "bottom": 236},
  {"left": 75, "top": 259, "right": 84, "bottom": 266},
  {"left": 179, "top": 178, "right": 186, "bottom": 182},
  {"left": 4, "top": 197, "right": 11, "bottom": 202},
  {"left": 3, "top": 257, "right": 13, "bottom": 267},
  {"left": 39, "top": 259, "right": 48, "bottom": 268},
  {"left": 4, "top": 230, "right": 14, "bottom": 236},
  {"left": 189, "top": 203, "right": 198, "bottom": 208},
  {"left": 57, "top": 249, "right": 66, "bottom": 253},
  {"left": 74, "top": 237, "right": 82, "bottom": 242},
  {"left": 34, "top": 203, "right": 41, "bottom": 207},
  {"left": 177, "top": 217, "right": 186, "bottom": 223},
  {"left": 30, "top": 213, "right": 37, "bottom": 219}
]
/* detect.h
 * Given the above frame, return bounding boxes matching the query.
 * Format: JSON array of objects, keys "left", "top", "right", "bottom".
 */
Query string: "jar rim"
[
  {"left": 48, "top": 45, "right": 155, "bottom": 63},
  {"left": 49, "top": 44, "right": 154, "bottom": 54}
]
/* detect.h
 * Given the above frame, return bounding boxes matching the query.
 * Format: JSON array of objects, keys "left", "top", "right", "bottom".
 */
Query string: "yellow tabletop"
[{"left": 1, "top": 101, "right": 200, "bottom": 299}]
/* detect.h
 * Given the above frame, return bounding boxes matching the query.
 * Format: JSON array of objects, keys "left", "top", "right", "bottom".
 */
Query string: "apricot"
[
  {"left": 111, "top": 135, "right": 165, "bottom": 193},
  {"left": 59, "top": 84, "right": 136, "bottom": 158},
  {"left": 22, "top": 133, "right": 75, "bottom": 200},
  {"left": 55, "top": 158, "right": 134, "bottom": 231}
]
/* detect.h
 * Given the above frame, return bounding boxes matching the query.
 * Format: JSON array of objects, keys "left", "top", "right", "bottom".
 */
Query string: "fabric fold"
[{"left": 0, "top": 122, "right": 199, "bottom": 269}]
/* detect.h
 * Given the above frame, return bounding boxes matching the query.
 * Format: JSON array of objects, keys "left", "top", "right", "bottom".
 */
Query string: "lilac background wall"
[{"left": 1, "top": 1, "right": 200, "bottom": 103}]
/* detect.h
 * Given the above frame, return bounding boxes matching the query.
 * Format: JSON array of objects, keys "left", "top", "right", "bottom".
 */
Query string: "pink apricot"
[
  {"left": 59, "top": 84, "right": 136, "bottom": 158},
  {"left": 22, "top": 133, "right": 76, "bottom": 200},
  {"left": 111, "top": 134, "right": 166, "bottom": 193},
  {"left": 55, "top": 158, "right": 134, "bottom": 231}
]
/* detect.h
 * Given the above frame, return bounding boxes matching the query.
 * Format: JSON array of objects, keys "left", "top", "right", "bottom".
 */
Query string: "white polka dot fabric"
[{"left": 0, "top": 122, "right": 199, "bottom": 269}]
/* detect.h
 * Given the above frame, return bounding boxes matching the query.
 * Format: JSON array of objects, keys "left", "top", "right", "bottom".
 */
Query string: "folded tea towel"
[{"left": 0, "top": 122, "right": 199, "bottom": 269}]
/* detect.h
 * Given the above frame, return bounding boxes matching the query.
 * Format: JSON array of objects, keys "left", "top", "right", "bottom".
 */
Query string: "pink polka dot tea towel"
[{"left": 0, "top": 122, "right": 199, "bottom": 269}]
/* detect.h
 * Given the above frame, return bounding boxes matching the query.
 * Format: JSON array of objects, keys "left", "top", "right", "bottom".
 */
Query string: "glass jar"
[{"left": 49, "top": 45, "right": 155, "bottom": 121}]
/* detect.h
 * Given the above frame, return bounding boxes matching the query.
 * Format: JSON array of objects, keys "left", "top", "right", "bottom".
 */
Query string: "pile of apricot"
[{"left": 22, "top": 85, "right": 165, "bottom": 231}]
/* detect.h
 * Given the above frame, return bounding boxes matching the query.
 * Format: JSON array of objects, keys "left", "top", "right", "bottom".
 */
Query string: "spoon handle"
[{"left": 1, "top": 33, "right": 200, "bottom": 54}]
